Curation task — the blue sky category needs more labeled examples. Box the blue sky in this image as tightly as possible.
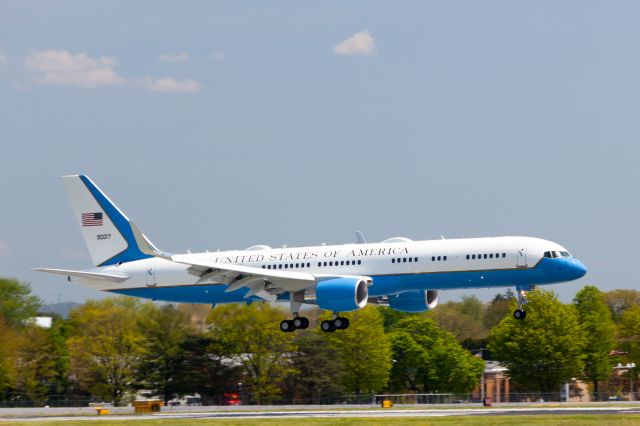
[1,1,639,304]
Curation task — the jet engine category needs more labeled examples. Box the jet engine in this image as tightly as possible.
[387,290,439,313]
[315,277,369,312]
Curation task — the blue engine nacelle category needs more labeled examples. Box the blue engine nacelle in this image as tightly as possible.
[315,277,369,312]
[387,290,439,313]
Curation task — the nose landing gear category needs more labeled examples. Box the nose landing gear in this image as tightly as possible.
[513,308,526,320]
[513,285,535,320]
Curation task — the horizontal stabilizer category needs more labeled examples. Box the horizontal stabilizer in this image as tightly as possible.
[33,268,130,282]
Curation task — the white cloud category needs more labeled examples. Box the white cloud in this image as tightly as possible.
[23,50,202,94]
[25,50,124,87]
[143,77,202,93]
[158,52,190,63]
[0,241,11,257]
[0,52,7,65]
[210,51,225,62]
[333,31,377,56]
[37,68,123,87]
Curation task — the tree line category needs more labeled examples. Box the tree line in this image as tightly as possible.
[0,276,639,405]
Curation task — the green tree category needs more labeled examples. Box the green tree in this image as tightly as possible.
[574,285,617,400]
[460,295,484,322]
[0,278,54,401]
[136,303,195,404]
[0,278,41,326]
[488,290,586,393]
[173,333,243,405]
[67,298,144,406]
[322,307,392,395]
[387,330,428,392]
[427,299,488,346]
[0,317,20,399]
[605,290,640,322]
[377,306,414,332]
[286,330,345,403]
[14,325,64,401]
[389,316,484,393]
[483,292,513,330]
[207,303,297,404]
[618,306,640,378]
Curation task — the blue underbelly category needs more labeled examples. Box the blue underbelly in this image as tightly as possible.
[368,267,550,296]
[109,261,568,304]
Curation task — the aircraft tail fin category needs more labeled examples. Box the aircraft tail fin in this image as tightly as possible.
[61,175,157,267]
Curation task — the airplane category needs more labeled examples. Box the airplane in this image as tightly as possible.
[35,175,588,332]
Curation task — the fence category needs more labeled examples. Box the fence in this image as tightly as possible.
[254,392,569,405]
[0,391,635,407]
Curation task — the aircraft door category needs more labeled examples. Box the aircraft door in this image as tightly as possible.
[516,248,527,267]
[146,262,157,287]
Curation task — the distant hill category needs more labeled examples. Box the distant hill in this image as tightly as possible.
[39,302,82,318]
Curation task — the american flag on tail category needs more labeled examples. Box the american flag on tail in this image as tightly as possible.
[82,212,103,227]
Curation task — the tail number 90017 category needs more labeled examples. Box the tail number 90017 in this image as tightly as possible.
[97,234,111,240]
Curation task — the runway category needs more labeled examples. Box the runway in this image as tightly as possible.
[2,405,640,422]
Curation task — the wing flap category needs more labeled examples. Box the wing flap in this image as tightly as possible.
[168,254,316,294]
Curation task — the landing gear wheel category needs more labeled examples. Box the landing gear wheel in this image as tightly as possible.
[321,320,336,332]
[333,317,350,330]
[293,317,309,330]
[280,319,295,332]
[513,309,526,320]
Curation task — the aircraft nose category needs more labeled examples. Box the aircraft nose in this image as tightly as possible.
[570,259,587,279]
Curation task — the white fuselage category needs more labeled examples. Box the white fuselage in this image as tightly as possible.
[76,236,584,300]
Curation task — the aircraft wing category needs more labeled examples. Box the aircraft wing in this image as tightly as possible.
[170,254,315,283]
[168,254,316,301]
[130,220,348,301]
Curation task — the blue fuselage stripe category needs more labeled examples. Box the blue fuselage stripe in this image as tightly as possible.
[109,258,580,304]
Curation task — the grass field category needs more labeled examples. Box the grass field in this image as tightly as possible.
[4,415,640,426]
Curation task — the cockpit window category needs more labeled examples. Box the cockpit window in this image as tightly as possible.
[545,250,573,258]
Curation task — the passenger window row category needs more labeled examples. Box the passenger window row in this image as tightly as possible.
[263,263,311,270]
[262,259,363,270]
[392,257,419,263]
[466,253,506,260]
[317,260,362,267]
[431,255,447,261]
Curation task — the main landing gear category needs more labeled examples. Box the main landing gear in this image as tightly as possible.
[320,316,350,333]
[513,285,535,320]
[280,293,310,332]
[280,316,310,332]
[280,315,351,332]
[281,293,350,333]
